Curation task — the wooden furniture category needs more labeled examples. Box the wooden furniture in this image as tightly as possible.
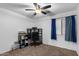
[18,31,28,48]
[27,27,42,46]
[18,27,42,48]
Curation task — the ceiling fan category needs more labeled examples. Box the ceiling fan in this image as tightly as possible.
[25,3,51,16]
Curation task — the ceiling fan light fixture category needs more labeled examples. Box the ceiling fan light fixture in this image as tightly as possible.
[35,9,41,14]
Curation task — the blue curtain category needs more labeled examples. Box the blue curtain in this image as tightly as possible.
[51,19,57,40]
[65,15,77,42]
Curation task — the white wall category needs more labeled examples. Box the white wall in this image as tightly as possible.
[34,11,77,51]
[76,5,79,55]
[0,8,34,54]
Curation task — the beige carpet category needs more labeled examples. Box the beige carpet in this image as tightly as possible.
[0,44,78,56]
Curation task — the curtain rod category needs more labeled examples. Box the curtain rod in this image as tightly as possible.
[52,15,77,20]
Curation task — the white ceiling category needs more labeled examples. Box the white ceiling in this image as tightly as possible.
[0,3,79,19]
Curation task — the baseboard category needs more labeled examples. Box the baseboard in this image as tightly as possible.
[0,48,11,54]
[44,43,77,51]
[76,50,79,56]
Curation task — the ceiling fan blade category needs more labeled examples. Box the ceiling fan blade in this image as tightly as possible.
[33,3,40,9]
[41,11,47,15]
[33,3,38,6]
[25,9,34,11]
[33,13,37,16]
[33,3,38,8]
[41,5,51,9]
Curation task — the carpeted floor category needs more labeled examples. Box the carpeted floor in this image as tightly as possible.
[0,44,78,56]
